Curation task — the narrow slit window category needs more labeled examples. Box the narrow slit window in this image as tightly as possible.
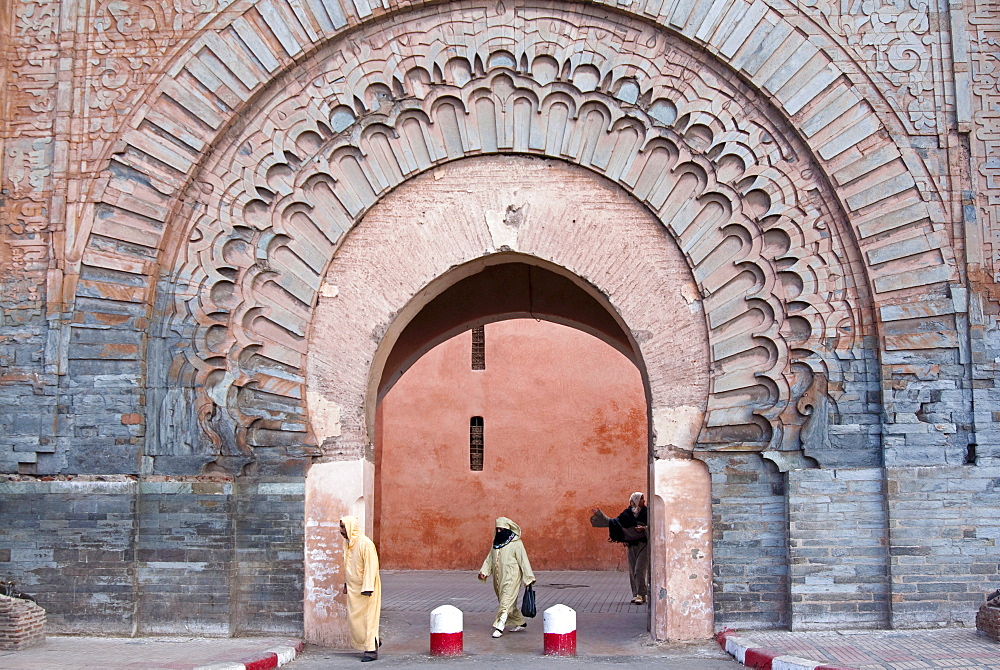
[470,416,484,471]
[471,326,485,370]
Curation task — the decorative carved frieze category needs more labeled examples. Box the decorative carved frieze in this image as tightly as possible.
[78,0,237,167]
[969,0,1000,282]
[799,0,943,135]
[152,5,876,467]
[1,0,60,313]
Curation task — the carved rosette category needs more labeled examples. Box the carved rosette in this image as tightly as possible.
[156,5,874,470]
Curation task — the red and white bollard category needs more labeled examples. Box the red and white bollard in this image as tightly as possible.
[430,604,463,656]
[543,604,577,656]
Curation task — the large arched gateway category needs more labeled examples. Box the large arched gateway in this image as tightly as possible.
[143,4,882,640]
[1,0,995,644]
[302,155,719,642]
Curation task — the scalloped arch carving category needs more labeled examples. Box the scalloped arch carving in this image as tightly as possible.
[145,5,879,472]
[72,3,965,472]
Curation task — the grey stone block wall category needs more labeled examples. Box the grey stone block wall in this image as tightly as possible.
[62,332,144,476]
[136,481,235,635]
[0,480,136,634]
[886,465,1000,628]
[234,481,305,634]
[0,477,304,636]
[701,453,790,630]
[0,303,59,475]
[788,468,890,630]
[971,308,1000,465]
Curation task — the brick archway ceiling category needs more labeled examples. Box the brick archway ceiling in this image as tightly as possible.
[376,261,636,401]
[71,0,958,470]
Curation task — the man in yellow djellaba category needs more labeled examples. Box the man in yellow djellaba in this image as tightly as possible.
[478,516,535,638]
[340,516,382,662]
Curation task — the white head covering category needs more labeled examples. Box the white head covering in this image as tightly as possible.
[629,492,644,510]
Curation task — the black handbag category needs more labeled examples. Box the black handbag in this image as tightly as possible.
[521,584,537,618]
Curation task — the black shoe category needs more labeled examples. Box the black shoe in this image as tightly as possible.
[361,650,378,662]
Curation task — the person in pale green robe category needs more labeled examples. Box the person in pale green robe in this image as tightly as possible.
[478,517,535,637]
[340,516,381,662]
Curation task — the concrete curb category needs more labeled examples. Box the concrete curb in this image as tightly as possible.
[716,630,856,670]
[192,640,303,670]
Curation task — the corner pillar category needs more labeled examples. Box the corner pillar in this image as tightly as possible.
[650,457,714,641]
[303,459,369,646]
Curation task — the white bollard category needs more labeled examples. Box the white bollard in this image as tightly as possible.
[543,604,576,656]
[430,604,463,656]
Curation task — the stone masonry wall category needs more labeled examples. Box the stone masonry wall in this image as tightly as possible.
[703,453,790,630]
[234,481,306,634]
[887,466,1000,628]
[1,479,136,634]
[0,478,304,635]
[788,468,890,630]
[136,481,235,635]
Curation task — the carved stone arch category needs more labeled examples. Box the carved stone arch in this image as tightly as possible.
[299,154,717,643]
[115,11,876,482]
[74,0,950,255]
[69,0,967,486]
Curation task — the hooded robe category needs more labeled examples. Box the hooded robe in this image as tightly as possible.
[479,517,535,630]
[340,516,381,651]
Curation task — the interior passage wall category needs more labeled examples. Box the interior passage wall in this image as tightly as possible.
[376,319,647,570]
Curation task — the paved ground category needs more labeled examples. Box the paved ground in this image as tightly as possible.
[382,569,648,615]
[0,635,301,669]
[283,569,742,666]
[732,628,1000,669]
[285,610,738,668]
[1,571,997,669]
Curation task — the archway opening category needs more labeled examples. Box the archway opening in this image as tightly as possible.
[375,260,639,402]
[302,155,714,645]
[374,315,648,571]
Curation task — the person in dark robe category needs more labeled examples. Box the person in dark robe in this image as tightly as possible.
[592,492,649,603]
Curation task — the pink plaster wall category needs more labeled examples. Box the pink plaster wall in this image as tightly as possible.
[375,319,648,570]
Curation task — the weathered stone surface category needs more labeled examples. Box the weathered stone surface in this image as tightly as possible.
[0,477,304,635]
[788,468,890,630]
[0,0,994,639]
[702,452,789,630]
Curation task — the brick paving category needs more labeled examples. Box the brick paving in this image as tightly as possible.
[381,569,646,615]
[737,629,1000,669]
[0,635,299,669]
[2,572,998,669]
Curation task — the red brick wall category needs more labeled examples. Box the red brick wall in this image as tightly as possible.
[0,594,45,650]
[976,605,1000,641]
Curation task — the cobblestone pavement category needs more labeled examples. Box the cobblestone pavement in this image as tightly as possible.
[734,629,1000,669]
